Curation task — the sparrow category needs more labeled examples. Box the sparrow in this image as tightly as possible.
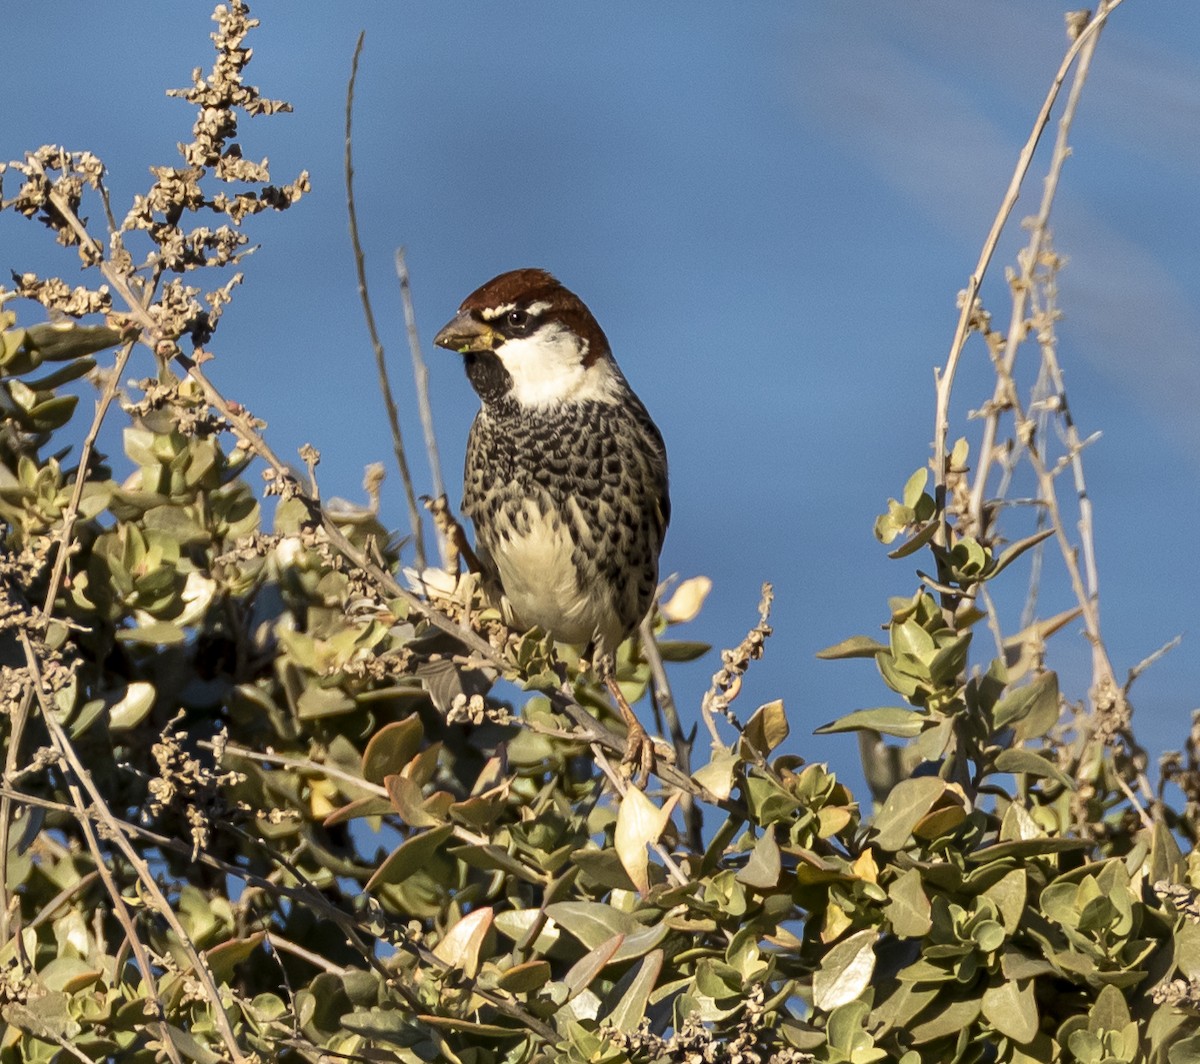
[433,269,669,775]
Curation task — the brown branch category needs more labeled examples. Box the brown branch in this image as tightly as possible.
[933,1,1123,515]
[965,3,1114,530]
[344,32,427,569]
[395,247,449,565]
[18,634,196,1064]
[1,337,136,942]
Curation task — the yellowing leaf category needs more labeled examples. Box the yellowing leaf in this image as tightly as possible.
[614,788,675,894]
[740,700,789,758]
[432,907,493,978]
[660,575,712,624]
[851,848,879,884]
[109,682,155,731]
[691,748,738,800]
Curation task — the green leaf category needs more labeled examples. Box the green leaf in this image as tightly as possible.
[365,825,453,890]
[815,706,928,738]
[115,621,186,645]
[1168,1035,1200,1064]
[1148,816,1185,883]
[887,517,939,559]
[385,774,447,828]
[993,671,1059,737]
[361,715,424,784]
[870,777,946,851]
[927,630,971,685]
[908,993,982,1045]
[988,527,1055,580]
[982,977,1038,1044]
[23,321,124,361]
[563,934,624,1000]
[451,843,546,885]
[816,635,888,660]
[902,468,928,509]
[23,355,96,390]
[416,1014,518,1039]
[990,748,1074,789]
[655,639,710,662]
[544,902,639,950]
[604,949,663,1033]
[1088,983,1131,1034]
[984,869,1027,934]
[691,749,739,801]
[296,684,356,719]
[812,929,876,1011]
[891,619,936,662]
[498,960,551,994]
[887,868,932,937]
[323,796,395,826]
[571,847,638,891]
[735,830,781,889]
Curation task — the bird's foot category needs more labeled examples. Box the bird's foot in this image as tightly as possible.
[604,674,654,783]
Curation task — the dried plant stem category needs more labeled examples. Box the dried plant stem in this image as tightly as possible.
[214,741,552,884]
[18,632,234,1064]
[395,248,450,562]
[345,33,427,569]
[933,2,1121,504]
[1,338,135,941]
[966,4,1111,530]
[640,614,703,851]
[265,932,350,975]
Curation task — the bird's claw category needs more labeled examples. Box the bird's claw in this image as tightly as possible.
[620,715,655,784]
[604,673,655,785]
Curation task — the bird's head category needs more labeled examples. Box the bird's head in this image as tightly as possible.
[434,269,624,409]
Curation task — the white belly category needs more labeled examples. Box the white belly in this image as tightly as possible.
[491,498,611,647]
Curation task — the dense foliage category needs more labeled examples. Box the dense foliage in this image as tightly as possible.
[0,3,1197,1062]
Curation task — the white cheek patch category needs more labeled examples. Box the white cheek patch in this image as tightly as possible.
[496,323,622,407]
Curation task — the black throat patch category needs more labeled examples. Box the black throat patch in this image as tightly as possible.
[463,350,513,406]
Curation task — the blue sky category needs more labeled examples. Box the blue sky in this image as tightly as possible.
[4,2,1199,799]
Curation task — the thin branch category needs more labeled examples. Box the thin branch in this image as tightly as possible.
[640,614,703,852]
[933,2,1122,510]
[1,337,135,942]
[395,247,449,564]
[344,32,427,569]
[17,634,192,1064]
[1125,635,1182,694]
[19,634,249,1063]
[965,3,1113,531]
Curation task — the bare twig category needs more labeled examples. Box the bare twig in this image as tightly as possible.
[640,614,703,852]
[1,337,135,942]
[395,248,448,563]
[1126,636,1182,694]
[344,32,427,569]
[933,2,1122,511]
[965,3,1113,531]
[18,634,197,1064]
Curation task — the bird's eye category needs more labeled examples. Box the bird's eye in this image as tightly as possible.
[506,310,529,329]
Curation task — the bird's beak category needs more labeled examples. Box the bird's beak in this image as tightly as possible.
[433,311,496,354]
